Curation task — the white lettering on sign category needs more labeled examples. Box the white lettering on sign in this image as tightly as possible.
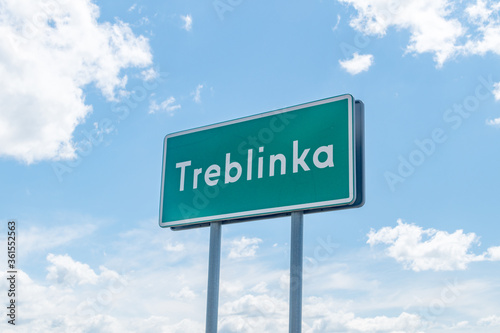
[225,153,242,184]
[175,161,191,191]
[176,140,334,191]
[293,140,310,173]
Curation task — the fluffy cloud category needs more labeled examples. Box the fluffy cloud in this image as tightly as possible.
[339,0,463,66]
[466,0,493,23]
[0,0,152,163]
[486,246,500,260]
[228,236,263,259]
[46,253,99,286]
[463,1,500,57]
[46,253,130,290]
[219,294,288,332]
[345,312,422,332]
[0,251,207,332]
[367,219,500,271]
[339,0,500,67]
[339,52,374,75]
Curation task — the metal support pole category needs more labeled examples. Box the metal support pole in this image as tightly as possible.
[206,222,222,333]
[289,211,304,333]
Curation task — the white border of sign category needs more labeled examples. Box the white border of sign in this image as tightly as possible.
[159,94,355,228]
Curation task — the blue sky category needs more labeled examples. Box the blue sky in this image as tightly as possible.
[1,0,500,332]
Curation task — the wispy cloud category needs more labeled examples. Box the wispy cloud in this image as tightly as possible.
[149,97,181,115]
[339,52,374,75]
[181,14,193,31]
[332,14,341,32]
[19,224,97,255]
[192,84,204,103]
[487,118,500,127]
[478,315,500,327]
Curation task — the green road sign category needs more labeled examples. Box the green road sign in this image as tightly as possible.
[159,94,364,228]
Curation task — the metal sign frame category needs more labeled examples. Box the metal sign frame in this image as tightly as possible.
[159,95,364,230]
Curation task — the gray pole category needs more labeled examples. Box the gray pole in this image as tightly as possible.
[206,222,222,333]
[289,211,304,333]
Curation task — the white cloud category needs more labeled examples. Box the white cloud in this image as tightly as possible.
[46,253,127,288]
[192,84,204,103]
[46,253,99,286]
[345,312,422,332]
[250,281,269,294]
[149,96,181,115]
[338,0,500,93]
[181,14,193,31]
[339,0,500,69]
[339,0,464,67]
[220,280,245,296]
[0,255,135,332]
[169,286,196,300]
[141,67,158,81]
[494,82,500,100]
[478,315,500,327]
[219,294,288,332]
[332,14,341,32]
[0,0,152,164]
[466,0,492,23]
[339,53,374,75]
[486,118,500,127]
[454,321,470,329]
[219,293,425,333]
[486,246,500,260]
[367,219,500,271]
[463,1,500,57]
[4,219,500,332]
[0,232,212,332]
[164,242,185,252]
[219,294,426,333]
[228,236,263,259]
